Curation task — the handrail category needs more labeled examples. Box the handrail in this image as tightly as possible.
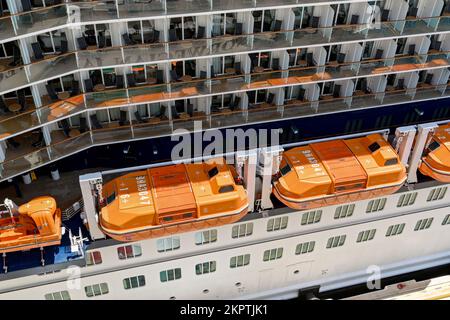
[1,83,447,167]
[0,50,448,126]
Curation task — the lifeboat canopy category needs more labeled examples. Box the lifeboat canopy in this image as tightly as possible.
[273,134,407,210]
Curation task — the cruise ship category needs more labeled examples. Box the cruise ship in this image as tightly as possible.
[0,0,450,300]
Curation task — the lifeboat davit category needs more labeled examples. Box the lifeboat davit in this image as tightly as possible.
[0,196,62,254]
[273,134,407,210]
[99,158,248,242]
[419,123,450,182]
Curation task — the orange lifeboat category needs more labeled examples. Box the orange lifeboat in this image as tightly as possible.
[419,123,450,182]
[273,134,407,210]
[99,158,248,241]
[0,196,62,254]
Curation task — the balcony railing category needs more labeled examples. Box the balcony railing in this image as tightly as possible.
[1,83,449,182]
[1,50,449,140]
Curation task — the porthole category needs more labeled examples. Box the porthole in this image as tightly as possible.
[203,289,209,294]
[293,270,300,274]
[235,282,242,287]
[169,296,176,300]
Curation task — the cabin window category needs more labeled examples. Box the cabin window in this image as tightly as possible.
[44,291,71,300]
[230,254,250,268]
[195,261,217,275]
[86,251,103,266]
[263,247,283,261]
[85,283,109,298]
[397,192,417,207]
[219,185,234,193]
[117,244,142,260]
[123,275,146,289]
[301,210,322,225]
[414,218,434,231]
[295,241,315,255]
[231,223,253,238]
[195,229,217,245]
[160,268,182,282]
[106,191,116,204]
[384,158,398,166]
[368,142,381,153]
[208,167,219,179]
[442,214,450,225]
[157,236,180,252]
[427,140,440,152]
[326,235,346,249]
[280,163,292,176]
[267,216,288,232]
[427,187,447,202]
[334,204,355,219]
[366,198,386,213]
[356,229,376,243]
[385,223,405,237]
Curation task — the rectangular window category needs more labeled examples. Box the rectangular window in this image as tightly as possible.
[366,198,387,213]
[195,261,217,275]
[231,223,253,238]
[397,192,417,207]
[160,268,182,282]
[326,235,346,249]
[334,204,355,219]
[117,244,142,260]
[356,229,376,243]
[301,210,322,225]
[442,214,450,226]
[156,237,180,252]
[230,254,250,268]
[386,223,405,237]
[195,229,217,245]
[44,291,71,300]
[427,187,447,202]
[85,283,109,298]
[123,275,146,290]
[86,251,102,266]
[414,218,434,231]
[267,216,288,232]
[295,241,315,255]
[263,248,283,261]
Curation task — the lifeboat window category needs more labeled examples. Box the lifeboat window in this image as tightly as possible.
[428,140,441,152]
[219,185,234,193]
[106,192,116,204]
[280,163,291,176]
[208,167,219,179]
[384,158,398,166]
[335,183,365,192]
[368,142,381,153]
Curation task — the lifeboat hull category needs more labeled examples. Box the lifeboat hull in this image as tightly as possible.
[273,184,404,211]
[100,207,248,242]
[0,209,62,254]
[419,160,450,183]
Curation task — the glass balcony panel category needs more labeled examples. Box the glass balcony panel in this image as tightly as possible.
[316,97,349,114]
[172,117,209,132]
[0,67,28,93]
[210,110,247,128]
[0,17,16,41]
[85,89,129,109]
[123,44,167,64]
[402,18,437,36]
[211,36,252,56]
[133,120,172,140]
[78,48,124,69]
[282,102,316,119]
[292,29,327,47]
[169,39,210,60]
[13,5,68,36]
[212,0,255,11]
[92,126,133,144]
[437,16,450,32]
[248,105,282,123]
[253,32,291,52]
[0,110,40,138]
[1,147,50,178]
[323,63,358,80]
[170,80,205,99]
[127,84,169,104]
[28,53,78,83]
[166,0,211,15]
[209,76,246,95]
[39,96,86,124]
[330,23,397,44]
[117,0,165,19]
[77,1,119,23]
